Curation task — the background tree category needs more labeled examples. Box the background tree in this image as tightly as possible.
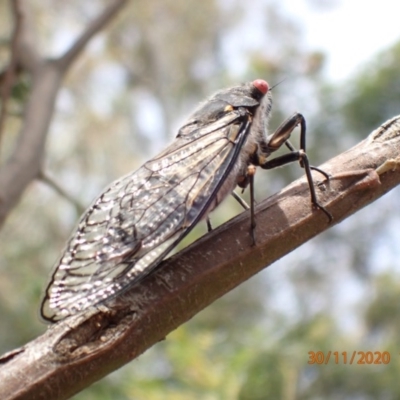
[0,0,399,399]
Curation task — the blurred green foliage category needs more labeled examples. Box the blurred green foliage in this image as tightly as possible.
[343,42,400,137]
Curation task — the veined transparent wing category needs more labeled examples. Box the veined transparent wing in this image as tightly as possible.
[41,109,252,322]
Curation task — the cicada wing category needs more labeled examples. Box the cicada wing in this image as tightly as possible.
[40,163,185,322]
[41,110,251,322]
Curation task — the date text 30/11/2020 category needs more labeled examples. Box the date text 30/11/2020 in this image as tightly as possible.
[308,351,391,365]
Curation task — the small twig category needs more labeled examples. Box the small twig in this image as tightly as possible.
[38,170,86,215]
[59,0,128,70]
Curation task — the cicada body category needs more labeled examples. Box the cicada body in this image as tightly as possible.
[41,79,328,322]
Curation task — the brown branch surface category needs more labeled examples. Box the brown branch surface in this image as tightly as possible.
[0,0,127,228]
[0,116,399,400]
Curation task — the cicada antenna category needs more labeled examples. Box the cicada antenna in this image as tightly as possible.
[269,78,287,91]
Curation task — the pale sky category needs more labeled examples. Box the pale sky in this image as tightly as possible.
[282,0,400,81]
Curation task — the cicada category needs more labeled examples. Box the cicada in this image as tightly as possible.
[40,79,330,322]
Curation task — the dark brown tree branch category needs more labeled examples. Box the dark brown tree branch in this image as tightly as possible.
[0,116,399,400]
[0,0,128,228]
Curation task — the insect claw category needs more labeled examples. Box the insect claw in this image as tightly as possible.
[250,223,257,246]
[310,165,331,182]
[206,217,213,232]
[313,203,333,222]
